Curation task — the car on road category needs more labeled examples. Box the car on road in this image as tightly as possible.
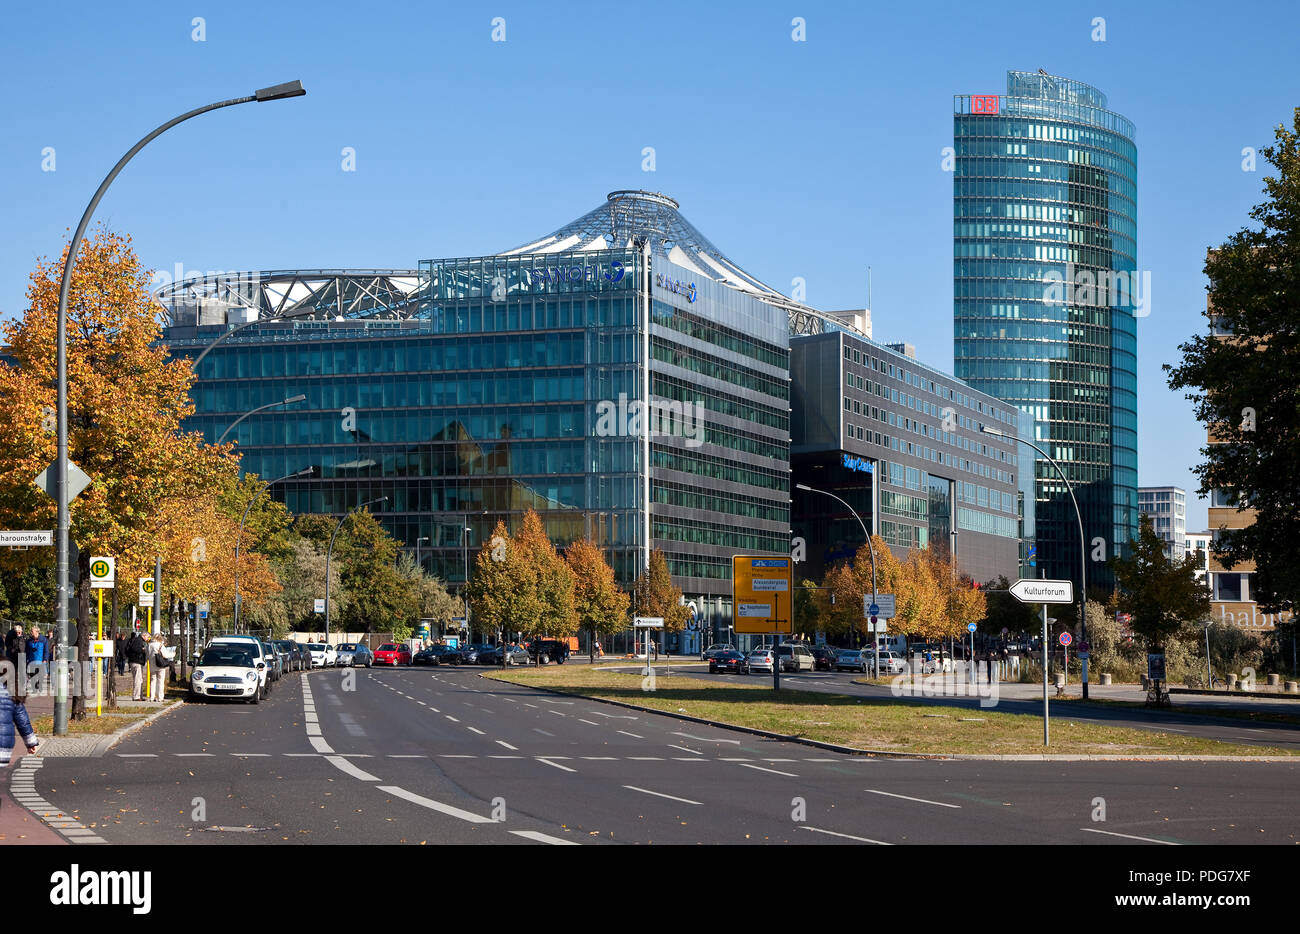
[809,645,838,671]
[775,643,815,672]
[834,648,872,672]
[527,639,570,665]
[274,640,307,672]
[702,643,735,661]
[305,643,335,668]
[414,644,462,666]
[335,643,373,667]
[207,635,272,696]
[191,645,264,703]
[478,644,530,666]
[747,646,775,674]
[460,644,491,664]
[267,641,289,679]
[373,642,412,666]
[707,649,750,675]
[868,650,908,674]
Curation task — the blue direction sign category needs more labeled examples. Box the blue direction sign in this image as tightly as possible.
[1027,544,1038,568]
[869,603,880,616]
[967,622,977,633]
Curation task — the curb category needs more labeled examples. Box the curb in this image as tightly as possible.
[480,672,1300,763]
[40,700,184,758]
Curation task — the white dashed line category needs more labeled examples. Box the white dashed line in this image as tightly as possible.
[510,830,579,845]
[1080,828,1180,845]
[799,826,892,845]
[739,763,798,777]
[667,744,703,755]
[616,730,644,739]
[535,758,577,773]
[467,727,486,735]
[865,789,959,809]
[496,740,518,751]
[376,785,495,823]
[623,785,702,805]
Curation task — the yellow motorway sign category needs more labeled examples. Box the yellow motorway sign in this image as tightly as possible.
[732,555,792,635]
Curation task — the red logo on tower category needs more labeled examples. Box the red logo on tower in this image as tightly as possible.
[971,95,1000,114]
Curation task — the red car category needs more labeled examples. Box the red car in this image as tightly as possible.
[373,643,411,666]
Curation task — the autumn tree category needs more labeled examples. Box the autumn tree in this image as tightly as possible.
[632,549,690,636]
[513,509,577,638]
[566,538,629,649]
[0,228,250,718]
[825,536,901,645]
[467,519,542,640]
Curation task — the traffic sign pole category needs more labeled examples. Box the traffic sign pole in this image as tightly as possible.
[96,588,103,718]
[1042,603,1049,746]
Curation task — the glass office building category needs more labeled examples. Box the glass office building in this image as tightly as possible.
[954,71,1138,589]
[162,191,791,635]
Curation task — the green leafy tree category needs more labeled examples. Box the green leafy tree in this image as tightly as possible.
[334,510,413,638]
[1112,516,1211,650]
[981,575,1040,637]
[397,553,463,632]
[1165,108,1300,614]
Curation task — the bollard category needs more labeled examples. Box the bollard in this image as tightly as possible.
[1286,681,1298,694]
[1054,673,1065,693]
[1268,673,1280,688]
[1100,673,1112,686]
[1226,673,1239,689]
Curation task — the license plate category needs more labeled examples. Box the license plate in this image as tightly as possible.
[212,686,241,693]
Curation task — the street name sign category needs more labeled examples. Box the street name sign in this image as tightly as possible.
[0,530,53,547]
[732,555,792,634]
[89,556,115,589]
[1009,579,1074,604]
[633,616,664,628]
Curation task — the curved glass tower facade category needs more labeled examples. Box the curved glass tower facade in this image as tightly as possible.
[954,71,1138,589]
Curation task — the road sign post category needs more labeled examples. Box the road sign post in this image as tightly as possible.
[732,556,792,691]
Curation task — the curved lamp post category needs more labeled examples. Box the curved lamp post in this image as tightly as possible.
[796,482,880,678]
[982,425,1090,700]
[324,497,387,639]
[217,394,306,445]
[233,467,313,631]
[50,80,306,734]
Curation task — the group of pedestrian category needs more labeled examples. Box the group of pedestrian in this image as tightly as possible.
[119,630,175,701]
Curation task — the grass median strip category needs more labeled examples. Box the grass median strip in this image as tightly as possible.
[485,666,1299,757]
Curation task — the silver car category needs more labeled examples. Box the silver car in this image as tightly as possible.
[774,643,815,672]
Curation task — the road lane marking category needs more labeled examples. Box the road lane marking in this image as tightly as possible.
[231,753,271,757]
[376,785,495,823]
[672,731,740,744]
[590,710,637,719]
[388,755,426,758]
[533,728,554,737]
[578,718,599,726]
[800,826,892,845]
[309,736,334,754]
[1081,828,1180,845]
[548,710,568,717]
[174,752,213,757]
[626,757,663,761]
[116,754,156,758]
[865,789,960,809]
[496,740,518,751]
[668,745,703,755]
[536,758,577,773]
[325,755,380,781]
[489,755,523,759]
[510,830,579,845]
[446,715,459,722]
[581,757,618,760]
[740,763,797,777]
[623,785,702,805]
[616,730,644,739]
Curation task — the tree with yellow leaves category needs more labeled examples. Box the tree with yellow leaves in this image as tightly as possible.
[0,228,255,718]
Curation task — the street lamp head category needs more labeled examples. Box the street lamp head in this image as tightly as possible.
[795,483,812,492]
[283,394,307,405]
[254,80,306,102]
[980,426,1006,438]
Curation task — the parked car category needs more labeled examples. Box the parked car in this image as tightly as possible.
[373,642,412,666]
[703,643,736,661]
[206,635,272,696]
[191,645,264,704]
[809,645,838,671]
[527,639,570,665]
[834,648,872,673]
[775,643,815,672]
[747,646,775,674]
[414,644,462,666]
[478,644,530,666]
[867,650,907,674]
[261,641,283,681]
[460,644,491,664]
[335,643,373,667]
[305,643,335,668]
[273,640,306,672]
[707,649,750,675]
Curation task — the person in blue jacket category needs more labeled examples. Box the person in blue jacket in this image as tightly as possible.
[1,642,40,769]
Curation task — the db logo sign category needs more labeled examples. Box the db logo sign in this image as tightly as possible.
[971,95,1000,114]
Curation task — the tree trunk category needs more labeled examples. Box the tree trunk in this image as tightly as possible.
[71,550,91,721]
[107,586,119,710]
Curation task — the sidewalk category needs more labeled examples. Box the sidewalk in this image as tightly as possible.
[0,747,66,844]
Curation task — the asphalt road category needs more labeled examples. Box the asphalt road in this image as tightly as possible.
[17,666,1300,845]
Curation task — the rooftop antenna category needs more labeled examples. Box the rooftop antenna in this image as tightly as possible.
[867,266,873,313]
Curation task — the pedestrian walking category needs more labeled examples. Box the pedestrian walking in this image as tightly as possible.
[25,626,50,689]
[0,640,39,769]
[125,630,148,700]
[114,633,127,676]
[148,637,174,702]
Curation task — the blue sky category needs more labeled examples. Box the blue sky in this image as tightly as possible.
[3,0,1297,533]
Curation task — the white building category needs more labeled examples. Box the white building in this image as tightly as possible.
[1138,486,1186,561]
[1185,530,1211,588]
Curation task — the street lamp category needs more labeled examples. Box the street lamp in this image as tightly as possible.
[51,80,307,734]
[462,520,472,641]
[233,467,313,631]
[796,482,880,679]
[324,497,387,640]
[982,425,1090,700]
[217,394,306,445]
[416,536,430,575]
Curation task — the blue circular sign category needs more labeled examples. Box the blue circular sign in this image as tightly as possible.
[869,604,880,616]
[967,623,977,632]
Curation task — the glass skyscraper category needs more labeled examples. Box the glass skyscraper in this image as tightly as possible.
[953,71,1138,589]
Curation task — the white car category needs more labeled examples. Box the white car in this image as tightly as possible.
[747,646,775,673]
[868,650,908,674]
[207,635,272,695]
[191,644,264,703]
[305,643,336,668]
[774,643,815,672]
